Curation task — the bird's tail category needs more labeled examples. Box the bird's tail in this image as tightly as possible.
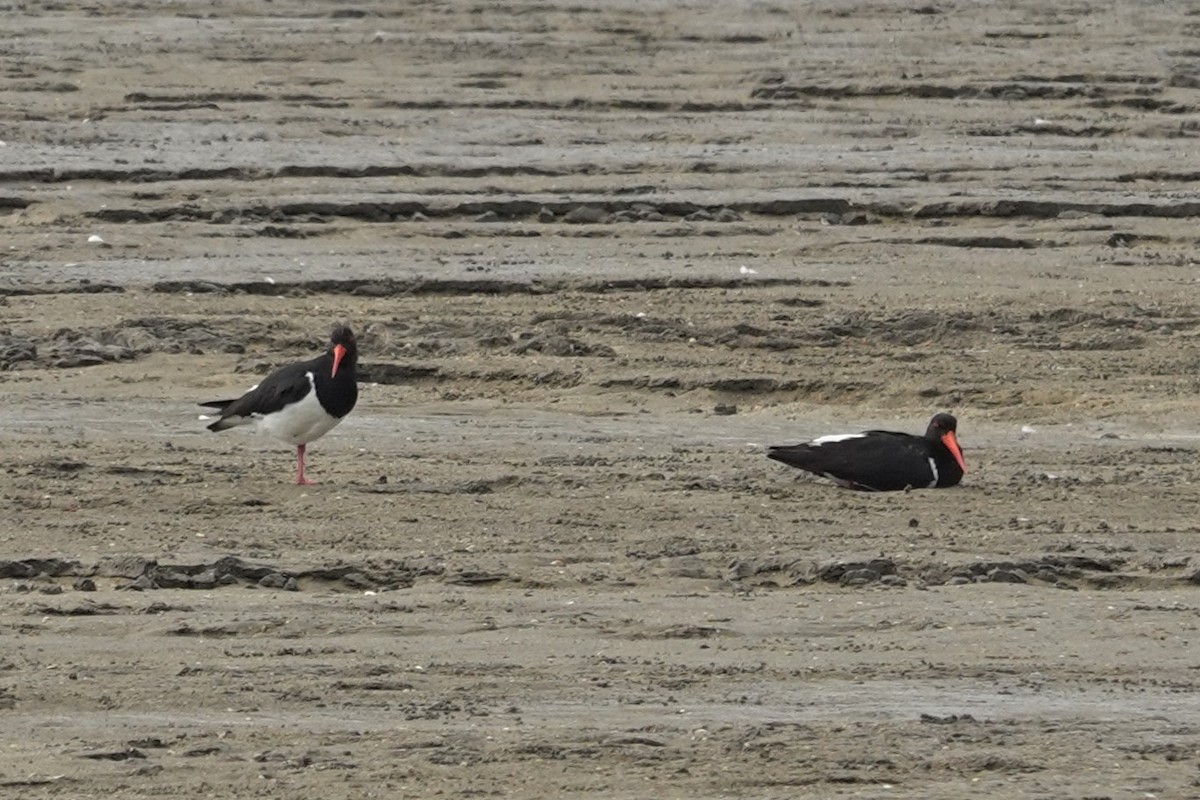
[765,445,816,470]
[198,399,247,432]
[205,416,249,432]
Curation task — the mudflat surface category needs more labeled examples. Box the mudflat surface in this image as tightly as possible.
[5,1,1200,797]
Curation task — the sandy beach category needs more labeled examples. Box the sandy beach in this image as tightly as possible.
[4,1,1200,796]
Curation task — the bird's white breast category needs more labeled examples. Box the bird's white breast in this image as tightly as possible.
[257,372,343,446]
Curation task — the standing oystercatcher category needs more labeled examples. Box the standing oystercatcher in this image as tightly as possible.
[766,412,966,491]
[200,325,358,485]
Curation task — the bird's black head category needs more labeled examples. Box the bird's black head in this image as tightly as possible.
[330,326,356,350]
[926,412,957,434]
[329,325,357,378]
[926,412,966,475]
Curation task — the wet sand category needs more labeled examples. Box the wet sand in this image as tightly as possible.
[5,1,1200,797]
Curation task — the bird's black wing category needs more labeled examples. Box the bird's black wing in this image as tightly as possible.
[768,431,935,491]
[205,359,320,432]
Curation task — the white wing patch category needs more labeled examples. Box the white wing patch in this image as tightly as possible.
[927,457,939,487]
[812,433,866,446]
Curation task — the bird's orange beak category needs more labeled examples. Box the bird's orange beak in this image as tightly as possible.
[942,431,966,474]
[331,344,347,378]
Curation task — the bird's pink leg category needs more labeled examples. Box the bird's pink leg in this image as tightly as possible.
[295,443,314,485]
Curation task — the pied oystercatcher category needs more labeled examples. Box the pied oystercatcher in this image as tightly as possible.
[766,412,966,492]
[201,325,358,484]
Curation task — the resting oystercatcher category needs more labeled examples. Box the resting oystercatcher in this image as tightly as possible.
[200,325,358,485]
[766,412,966,492]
